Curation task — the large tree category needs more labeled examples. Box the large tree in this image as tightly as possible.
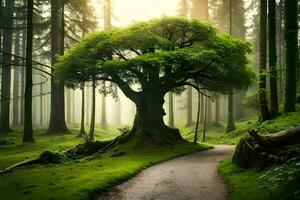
[259,0,270,121]
[23,0,34,142]
[0,0,14,133]
[269,0,278,116]
[47,0,68,133]
[55,17,254,144]
[284,0,298,112]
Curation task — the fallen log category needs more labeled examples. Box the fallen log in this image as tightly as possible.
[249,126,300,147]
[233,126,300,169]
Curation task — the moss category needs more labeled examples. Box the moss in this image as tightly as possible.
[0,129,209,200]
[220,156,300,200]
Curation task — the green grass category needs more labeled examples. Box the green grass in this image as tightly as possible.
[219,109,300,200]
[0,129,210,200]
[0,128,120,169]
[219,157,300,200]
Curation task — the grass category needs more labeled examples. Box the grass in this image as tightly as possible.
[0,128,210,200]
[219,157,300,200]
[219,108,300,200]
[0,128,120,169]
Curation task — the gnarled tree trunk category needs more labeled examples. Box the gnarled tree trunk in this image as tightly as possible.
[125,90,184,145]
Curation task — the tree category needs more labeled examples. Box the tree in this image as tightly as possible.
[226,0,237,132]
[47,0,68,133]
[79,83,86,136]
[259,0,270,121]
[55,17,255,144]
[168,92,174,128]
[0,0,14,133]
[23,0,34,142]
[269,0,278,116]
[89,78,96,140]
[284,0,298,112]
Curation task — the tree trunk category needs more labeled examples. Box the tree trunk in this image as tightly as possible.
[214,95,220,125]
[202,96,208,142]
[79,83,86,136]
[101,82,107,129]
[66,88,71,124]
[47,0,68,133]
[259,0,270,121]
[269,0,278,117]
[20,28,26,127]
[114,84,121,126]
[0,0,14,133]
[226,89,236,133]
[23,0,34,142]
[40,72,43,126]
[127,91,184,145]
[12,28,20,127]
[194,92,201,144]
[200,94,204,123]
[168,92,174,128]
[89,79,96,141]
[186,87,193,127]
[284,0,298,112]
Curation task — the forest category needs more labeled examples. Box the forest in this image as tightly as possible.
[0,0,299,200]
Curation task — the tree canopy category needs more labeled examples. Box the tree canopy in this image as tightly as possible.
[55,17,255,101]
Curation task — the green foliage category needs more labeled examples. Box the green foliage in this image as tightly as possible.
[55,17,255,95]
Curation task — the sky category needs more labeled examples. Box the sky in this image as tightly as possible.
[91,0,180,28]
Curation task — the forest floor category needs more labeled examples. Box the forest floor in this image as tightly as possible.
[0,107,300,200]
[96,145,234,200]
[0,129,211,200]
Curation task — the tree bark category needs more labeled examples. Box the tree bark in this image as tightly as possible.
[20,28,26,127]
[89,79,96,141]
[259,0,270,121]
[168,92,174,128]
[0,0,14,133]
[186,87,193,127]
[114,84,121,126]
[101,82,107,129]
[23,0,34,142]
[226,89,236,133]
[47,0,68,133]
[12,28,20,127]
[214,95,220,125]
[127,90,184,145]
[269,0,278,116]
[284,0,298,112]
[79,83,86,136]
[194,92,201,144]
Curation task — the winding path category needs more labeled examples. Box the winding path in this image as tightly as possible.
[96,145,234,200]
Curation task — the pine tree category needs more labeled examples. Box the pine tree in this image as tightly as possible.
[259,0,270,121]
[23,0,34,142]
[284,0,298,112]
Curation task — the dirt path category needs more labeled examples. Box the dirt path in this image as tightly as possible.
[96,145,235,200]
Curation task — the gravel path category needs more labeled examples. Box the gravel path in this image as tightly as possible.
[96,145,235,200]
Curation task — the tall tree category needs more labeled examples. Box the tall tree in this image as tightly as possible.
[259,0,270,121]
[0,0,14,133]
[168,92,174,128]
[89,78,96,141]
[226,0,237,132]
[47,0,68,133]
[23,0,34,142]
[284,0,298,112]
[79,83,86,136]
[12,28,21,127]
[269,0,278,116]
